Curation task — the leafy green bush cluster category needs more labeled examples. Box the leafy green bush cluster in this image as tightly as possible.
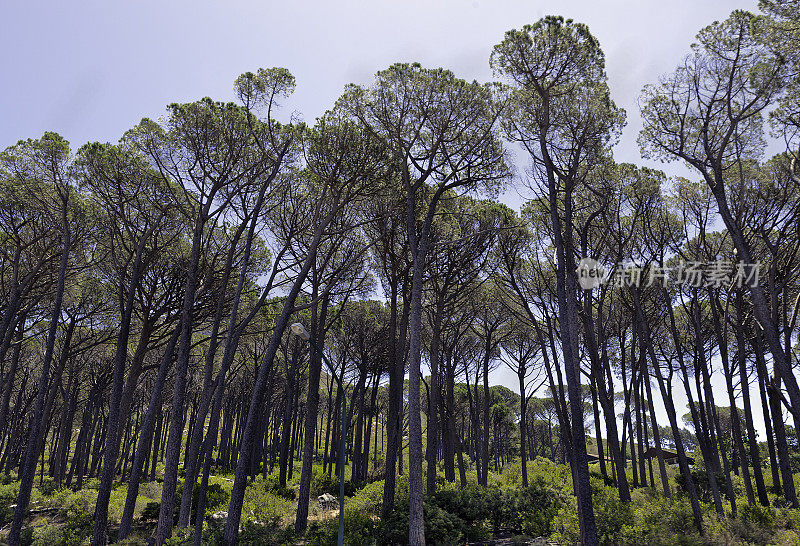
[21,489,102,545]
[258,473,297,500]
[242,479,295,526]
[0,480,20,526]
[376,480,563,544]
[141,500,161,520]
[311,470,358,497]
[139,481,229,525]
[675,468,732,502]
[307,511,376,546]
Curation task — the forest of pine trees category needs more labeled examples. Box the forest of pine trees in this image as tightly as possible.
[1,2,800,545]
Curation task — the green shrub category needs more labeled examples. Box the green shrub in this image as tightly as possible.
[37,478,58,497]
[552,481,632,545]
[155,480,230,524]
[551,497,580,545]
[257,473,297,500]
[378,499,465,546]
[431,484,491,527]
[513,481,564,537]
[424,503,464,546]
[427,481,562,539]
[740,503,776,527]
[141,501,161,520]
[140,480,162,500]
[308,511,375,546]
[311,471,358,497]
[311,472,338,497]
[30,523,64,545]
[60,489,98,542]
[0,481,20,526]
[591,481,632,544]
[619,490,700,545]
[348,479,386,514]
[232,520,294,545]
[201,483,230,511]
[242,481,294,526]
[675,468,730,502]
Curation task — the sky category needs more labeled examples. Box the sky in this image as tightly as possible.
[1,0,771,438]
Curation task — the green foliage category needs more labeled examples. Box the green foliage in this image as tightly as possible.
[619,489,699,545]
[378,499,464,546]
[234,520,295,545]
[37,478,58,497]
[421,503,465,546]
[0,480,20,526]
[553,480,632,545]
[502,457,573,491]
[259,474,297,500]
[308,511,376,546]
[675,468,731,502]
[311,470,357,497]
[591,479,633,543]
[159,479,231,524]
[347,479,386,514]
[512,482,565,537]
[741,503,776,527]
[210,483,231,507]
[53,489,98,543]
[30,523,65,545]
[141,501,161,520]
[242,479,295,526]
[375,479,563,544]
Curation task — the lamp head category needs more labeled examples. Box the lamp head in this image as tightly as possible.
[290,322,310,340]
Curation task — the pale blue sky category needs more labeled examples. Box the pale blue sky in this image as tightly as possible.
[2,0,758,158]
[1,0,769,438]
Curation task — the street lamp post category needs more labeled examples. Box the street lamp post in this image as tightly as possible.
[291,323,345,546]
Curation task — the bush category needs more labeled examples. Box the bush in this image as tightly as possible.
[37,478,58,497]
[0,481,20,526]
[311,472,338,497]
[552,481,632,545]
[311,471,358,497]
[740,503,776,527]
[513,482,564,537]
[139,480,162,500]
[620,489,699,545]
[348,479,386,514]
[242,481,294,527]
[228,520,295,545]
[141,501,161,521]
[154,480,230,524]
[675,468,730,502]
[378,500,464,546]
[431,484,492,527]
[591,481,632,544]
[257,473,296,500]
[201,482,230,511]
[426,481,563,540]
[59,489,98,542]
[308,511,375,546]
[424,503,465,546]
[30,523,64,545]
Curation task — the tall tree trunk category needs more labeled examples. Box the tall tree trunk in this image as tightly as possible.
[92,243,148,546]
[295,295,328,533]
[9,197,71,546]
[223,230,322,545]
[736,295,769,505]
[155,208,209,545]
[769,375,798,507]
[118,327,180,540]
